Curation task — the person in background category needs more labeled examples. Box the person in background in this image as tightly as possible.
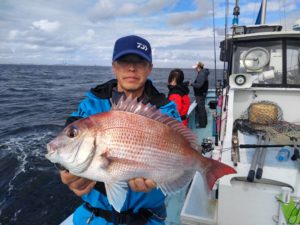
[167,69,191,126]
[60,35,181,225]
[190,61,209,128]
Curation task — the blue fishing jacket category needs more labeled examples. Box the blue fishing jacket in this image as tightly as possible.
[68,79,181,225]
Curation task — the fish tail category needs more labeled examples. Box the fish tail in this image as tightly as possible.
[198,157,236,190]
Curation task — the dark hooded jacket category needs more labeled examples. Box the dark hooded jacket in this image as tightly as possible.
[191,68,209,96]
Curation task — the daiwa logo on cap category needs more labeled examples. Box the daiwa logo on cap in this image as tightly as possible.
[137,42,148,51]
[112,35,152,63]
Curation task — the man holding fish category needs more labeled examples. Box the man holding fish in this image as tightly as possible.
[46,35,235,225]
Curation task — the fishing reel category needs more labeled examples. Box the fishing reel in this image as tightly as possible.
[201,138,214,154]
[291,137,300,161]
[216,79,223,97]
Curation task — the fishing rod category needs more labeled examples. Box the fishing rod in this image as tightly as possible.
[240,140,300,162]
[240,144,300,148]
[247,134,263,182]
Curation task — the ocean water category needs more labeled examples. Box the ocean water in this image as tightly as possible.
[0,64,223,225]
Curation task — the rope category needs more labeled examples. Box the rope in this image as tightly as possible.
[223,0,229,83]
[283,0,287,31]
[211,0,219,145]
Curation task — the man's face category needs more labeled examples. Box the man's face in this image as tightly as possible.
[112,54,152,95]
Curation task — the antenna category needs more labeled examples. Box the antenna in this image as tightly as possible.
[261,0,267,24]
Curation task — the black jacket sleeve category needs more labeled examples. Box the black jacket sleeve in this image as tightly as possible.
[191,69,208,89]
[64,116,83,127]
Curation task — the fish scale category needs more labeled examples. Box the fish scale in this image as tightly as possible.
[106,133,184,169]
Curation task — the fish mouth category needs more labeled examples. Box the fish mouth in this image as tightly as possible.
[46,141,58,155]
[45,142,60,163]
[45,143,68,171]
[46,143,53,156]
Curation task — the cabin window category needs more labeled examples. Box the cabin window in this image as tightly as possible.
[286,40,300,85]
[232,41,282,85]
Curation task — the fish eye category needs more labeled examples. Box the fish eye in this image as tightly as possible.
[67,126,79,138]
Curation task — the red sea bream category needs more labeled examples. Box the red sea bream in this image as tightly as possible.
[46,97,236,212]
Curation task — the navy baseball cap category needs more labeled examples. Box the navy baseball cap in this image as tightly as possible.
[112,35,152,63]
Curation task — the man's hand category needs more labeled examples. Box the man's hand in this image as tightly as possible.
[60,170,96,196]
[128,178,156,192]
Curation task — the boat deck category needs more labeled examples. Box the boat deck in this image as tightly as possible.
[165,95,216,225]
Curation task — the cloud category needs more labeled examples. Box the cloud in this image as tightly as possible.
[31,19,60,32]
[87,0,155,22]
[51,46,75,53]
[267,0,297,12]
[75,29,96,44]
[88,0,178,22]
[140,0,178,15]
[8,30,18,40]
[88,0,117,21]
[168,11,205,26]
[24,44,39,50]
[167,0,211,26]
[241,0,297,18]
[1,0,299,68]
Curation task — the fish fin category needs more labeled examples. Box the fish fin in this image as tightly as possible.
[158,170,195,195]
[111,96,198,149]
[199,157,236,190]
[105,181,128,212]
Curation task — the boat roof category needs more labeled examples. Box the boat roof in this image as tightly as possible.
[231,31,300,41]
[226,24,300,41]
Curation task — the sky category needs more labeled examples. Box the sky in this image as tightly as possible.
[0,0,299,68]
